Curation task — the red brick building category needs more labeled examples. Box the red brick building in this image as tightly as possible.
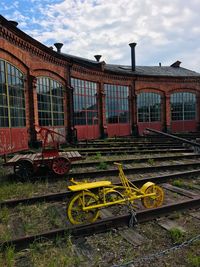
[1,15,200,155]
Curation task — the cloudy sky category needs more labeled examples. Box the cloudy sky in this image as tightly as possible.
[1,0,200,72]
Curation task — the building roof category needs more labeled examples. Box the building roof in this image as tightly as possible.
[61,52,102,68]
[104,64,200,77]
[61,52,200,77]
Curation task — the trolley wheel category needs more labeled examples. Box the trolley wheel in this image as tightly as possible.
[67,191,99,225]
[141,185,164,209]
[14,160,33,180]
[52,157,71,175]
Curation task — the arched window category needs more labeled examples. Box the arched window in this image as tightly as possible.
[71,78,98,125]
[0,59,26,127]
[36,77,64,126]
[104,84,129,123]
[170,92,196,121]
[137,92,161,122]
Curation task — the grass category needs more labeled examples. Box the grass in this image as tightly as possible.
[147,158,155,166]
[97,162,108,170]
[172,179,184,188]
[172,179,196,190]
[28,236,84,267]
[0,246,15,267]
[0,182,34,201]
[187,253,200,267]
[5,246,15,267]
[0,207,10,224]
[0,178,65,201]
[91,152,102,160]
[169,227,185,243]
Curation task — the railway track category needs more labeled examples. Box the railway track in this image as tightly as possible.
[69,160,200,179]
[1,196,199,251]
[72,153,200,168]
[1,166,200,207]
[68,144,186,152]
[76,147,193,156]
[1,139,200,265]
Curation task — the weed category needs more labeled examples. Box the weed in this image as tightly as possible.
[4,246,15,267]
[0,207,10,223]
[93,152,102,160]
[29,236,83,267]
[97,162,108,170]
[187,253,200,267]
[172,179,184,188]
[46,206,61,227]
[169,227,185,243]
[147,158,155,165]
[0,182,34,201]
[0,230,12,242]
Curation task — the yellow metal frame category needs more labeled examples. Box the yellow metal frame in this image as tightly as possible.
[67,163,164,224]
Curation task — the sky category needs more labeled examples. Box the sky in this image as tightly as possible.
[1,0,200,72]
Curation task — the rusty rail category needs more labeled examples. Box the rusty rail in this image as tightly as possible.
[146,128,200,148]
[1,197,200,251]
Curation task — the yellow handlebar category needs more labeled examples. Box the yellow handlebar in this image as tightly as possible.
[114,162,122,166]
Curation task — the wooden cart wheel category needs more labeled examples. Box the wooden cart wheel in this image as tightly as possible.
[141,185,164,209]
[52,157,71,175]
[14,160,33,180]
[67,191,99,225]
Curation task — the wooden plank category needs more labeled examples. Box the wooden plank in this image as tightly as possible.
[76,151,82,157]
[100,209,113,219]
[189,210,200,220]
[71,151,76,158]
[157,218,186,232]
[65,152,71,158]
[120,228,147,246]
[7,154,20,163]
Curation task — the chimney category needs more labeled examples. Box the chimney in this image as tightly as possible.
[94,55,102,62]
[9,20,18,27]
[171,60,181,68]
[54,43,63,53]
[129,43,137,71]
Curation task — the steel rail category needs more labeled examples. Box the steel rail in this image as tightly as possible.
[72,153,200,168]
[76,141,182,147]
[80,148,192,156]
[1,167,200,208]
[1,197,199,251]
[68,144,184,152]
[146,128,200,148]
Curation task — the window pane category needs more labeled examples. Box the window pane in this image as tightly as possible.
[0,60,26,127]
[137,92,161,122]
[71,78,98,126]
[105,84,129,124]
[170,92,196,121]
[36,77,64,126]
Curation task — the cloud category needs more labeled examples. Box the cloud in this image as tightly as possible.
[1,0,200,71]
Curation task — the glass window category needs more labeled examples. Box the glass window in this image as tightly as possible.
[104,84,129,124]
[36,77,64,126]
[170,92,196,121]
[0,59,26,128]
[137,92,161,122]
[71,78,98,126]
